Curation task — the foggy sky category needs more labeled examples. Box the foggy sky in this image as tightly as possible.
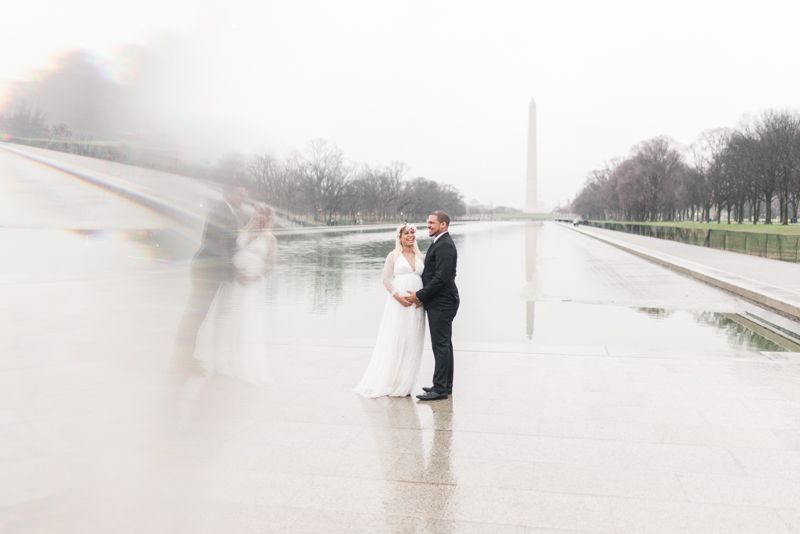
[3,0,800,209]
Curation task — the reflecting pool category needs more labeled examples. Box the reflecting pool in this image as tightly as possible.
[224,221,786,352]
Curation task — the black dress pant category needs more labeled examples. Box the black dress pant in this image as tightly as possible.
[426,307,458,393]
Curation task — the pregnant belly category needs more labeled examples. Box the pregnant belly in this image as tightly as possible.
[393,274,423,294]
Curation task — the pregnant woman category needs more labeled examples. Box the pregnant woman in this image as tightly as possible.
[354,223,426,398]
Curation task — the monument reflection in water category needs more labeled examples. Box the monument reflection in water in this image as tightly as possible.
[526,222,537,340]
[248,222,782,352]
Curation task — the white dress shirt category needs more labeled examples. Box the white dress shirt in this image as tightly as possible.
[433,231,449,244]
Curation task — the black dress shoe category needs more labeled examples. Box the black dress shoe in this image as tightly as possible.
[422,387,452,394]
[416,391,449,401]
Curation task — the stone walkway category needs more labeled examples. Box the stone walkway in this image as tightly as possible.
[6,316,800,532]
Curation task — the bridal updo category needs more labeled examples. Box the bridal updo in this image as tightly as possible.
[393,223,423,261]
[243,203,274,232]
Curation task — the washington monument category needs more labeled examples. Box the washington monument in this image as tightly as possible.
[525,98,537,213]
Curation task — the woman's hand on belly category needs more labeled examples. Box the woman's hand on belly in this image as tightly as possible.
[393,292,412,307]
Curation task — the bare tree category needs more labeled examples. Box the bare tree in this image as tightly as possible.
[47,123,73,151]
[722,132,755,224]
[571,160,620,220]
[689,129,731,223]
[377,161,407,220]
[0,101,50,146]
[758,111,800,224]
[248,151,282,201]
[632,137,685,221]
[298,140,353,221]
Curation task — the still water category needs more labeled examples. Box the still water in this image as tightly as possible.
[240,221,783,352]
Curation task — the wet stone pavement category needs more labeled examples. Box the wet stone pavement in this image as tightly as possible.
[6,326,800,533]
[3,147,800,533]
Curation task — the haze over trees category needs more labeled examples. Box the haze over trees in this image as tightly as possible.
[0,49,466,223]
[570,110,800,225]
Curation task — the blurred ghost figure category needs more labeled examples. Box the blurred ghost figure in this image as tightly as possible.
[195,203,277,384]
[171,181,247,375]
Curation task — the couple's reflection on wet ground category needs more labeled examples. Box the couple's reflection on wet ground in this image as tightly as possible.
[359,395,455,532]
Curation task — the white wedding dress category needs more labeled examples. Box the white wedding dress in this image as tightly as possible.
[196,231,277,385]
[354,251,426,398]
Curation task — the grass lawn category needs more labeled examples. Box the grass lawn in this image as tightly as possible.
[590,220,800,235]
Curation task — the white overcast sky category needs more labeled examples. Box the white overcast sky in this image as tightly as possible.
[2,0,800,209]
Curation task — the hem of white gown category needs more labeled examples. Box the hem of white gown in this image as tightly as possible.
[352,388,413,399]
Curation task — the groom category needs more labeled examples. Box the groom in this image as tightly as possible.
[171,180,247,374]
[409,210,459,401]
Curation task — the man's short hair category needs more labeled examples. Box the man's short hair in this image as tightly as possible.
[431,210,450,227]
[223,179,247,193]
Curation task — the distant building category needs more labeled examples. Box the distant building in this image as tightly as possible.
[493,206,521,214]
[462,202,520,218]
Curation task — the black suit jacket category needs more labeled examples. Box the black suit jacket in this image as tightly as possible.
[417,232,459,310]
[191,200,239,282]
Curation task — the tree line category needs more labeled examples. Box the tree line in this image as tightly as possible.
[0,101,123,160]
[218,140,465,223]
[1,102,466,223]
[569,110,800,225]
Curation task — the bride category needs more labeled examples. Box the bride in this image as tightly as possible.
[354,223,426,398]
[196,203,277,384]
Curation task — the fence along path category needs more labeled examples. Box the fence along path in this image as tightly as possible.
[587,221,800,263]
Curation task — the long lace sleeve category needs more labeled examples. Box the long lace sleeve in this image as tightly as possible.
[382,252,397,295]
